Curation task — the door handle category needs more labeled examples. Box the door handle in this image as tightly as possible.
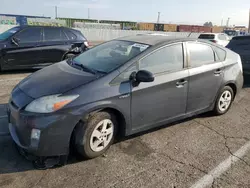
[176,80,187,88]
[214,69,222,75]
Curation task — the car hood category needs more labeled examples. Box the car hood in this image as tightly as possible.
[18,61,99,99]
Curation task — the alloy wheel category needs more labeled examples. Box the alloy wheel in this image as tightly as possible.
[90,119,114,152]
[218,90,232,112]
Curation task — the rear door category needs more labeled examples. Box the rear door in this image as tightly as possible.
[131,43,189,131]
[186,42,224,113]
[39,27,69,65]
[2,27,42,69]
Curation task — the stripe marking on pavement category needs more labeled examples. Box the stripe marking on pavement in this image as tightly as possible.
[190,140,250,188]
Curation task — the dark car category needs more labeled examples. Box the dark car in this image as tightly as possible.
[8,35,243,168]
[0,26,89,71]
[226,36,250,75]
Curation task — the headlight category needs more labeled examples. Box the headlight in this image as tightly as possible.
[25,94,79,113]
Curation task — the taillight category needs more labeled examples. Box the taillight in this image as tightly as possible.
[84,41,89,47]
[237,55,243,73]
[210,40,217,43]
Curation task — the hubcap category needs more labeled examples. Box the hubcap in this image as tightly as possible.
[90,119,114,152]
[218,90,232,112]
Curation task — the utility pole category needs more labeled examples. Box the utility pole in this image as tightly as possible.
[248,9,250,33]
[226,17,230,28]
[88,8,90,19]
[157,12,160,23]
[221,19,223,26]
[55,6,58,19]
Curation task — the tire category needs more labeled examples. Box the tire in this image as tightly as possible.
[63,53,75,60]
[73,111,117,159]
[213,86,234,115]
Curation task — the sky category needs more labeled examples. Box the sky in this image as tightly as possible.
[0,0,249,26]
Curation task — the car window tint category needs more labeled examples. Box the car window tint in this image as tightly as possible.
[187,43,215,67]
[213,46,226,61]
[198,34,215,39]
[64,29,77,40]
[44,28,67,41]
[139,44,183,74]
[15,28,41,43]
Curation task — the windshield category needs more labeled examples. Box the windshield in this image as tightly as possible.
[224,30,237,36]
[0,27,20,41]
[198,34,215,39]
[72,40,150,73]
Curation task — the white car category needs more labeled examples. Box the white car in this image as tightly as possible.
[198,33,230,47]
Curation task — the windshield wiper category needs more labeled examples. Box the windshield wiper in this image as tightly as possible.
[72,61,97,75]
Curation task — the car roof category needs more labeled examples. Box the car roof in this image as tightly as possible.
[117,35,197,45]
[232,35,250,40]
[17,25,69,29]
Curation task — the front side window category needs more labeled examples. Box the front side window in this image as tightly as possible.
[187,42,215,67]
[139,44,183,74]
[72,40,150,74]
[44,28,67,41]
[14,28,42,43]
[0,27,20,41]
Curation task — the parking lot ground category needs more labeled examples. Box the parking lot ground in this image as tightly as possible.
[0,71,250,188]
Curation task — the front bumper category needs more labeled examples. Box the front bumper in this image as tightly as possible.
[7,102,80,157]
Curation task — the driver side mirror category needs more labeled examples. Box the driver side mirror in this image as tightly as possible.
[130,70,154,83]
[11,37,19,46]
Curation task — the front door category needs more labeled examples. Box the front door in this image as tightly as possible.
[2,27,42,69]
[131,43,189,131]
[186,42,224,113]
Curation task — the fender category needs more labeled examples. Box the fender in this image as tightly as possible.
[73,100,131,135]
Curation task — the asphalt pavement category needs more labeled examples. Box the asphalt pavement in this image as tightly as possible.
[0,71,250,188]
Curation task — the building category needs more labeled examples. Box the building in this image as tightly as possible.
[0,14,51,25]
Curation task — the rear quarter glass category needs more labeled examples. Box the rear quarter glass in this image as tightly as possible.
[71,29,87,41]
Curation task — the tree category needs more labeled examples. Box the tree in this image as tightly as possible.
[204,22,213,27]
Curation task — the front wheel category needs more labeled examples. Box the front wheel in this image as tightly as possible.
[73,111,117,159]
[214,86,234,115]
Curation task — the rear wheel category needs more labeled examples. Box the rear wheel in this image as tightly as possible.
[73,111,117,159]
[214,86,234,115]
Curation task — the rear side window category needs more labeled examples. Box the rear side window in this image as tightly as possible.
[198,34,215,40]
[64,29,77,40]
[187,42,215,67]
[44,28,67,41]
[139,43,183,74]
[213,46,226,61]
[15,27,42,43]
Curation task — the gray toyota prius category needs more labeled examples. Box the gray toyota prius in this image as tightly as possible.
[8,35,243,168]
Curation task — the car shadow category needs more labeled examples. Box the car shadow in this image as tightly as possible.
[243,74,250,88]
[0,69,37,75]
[0,101,212,174]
